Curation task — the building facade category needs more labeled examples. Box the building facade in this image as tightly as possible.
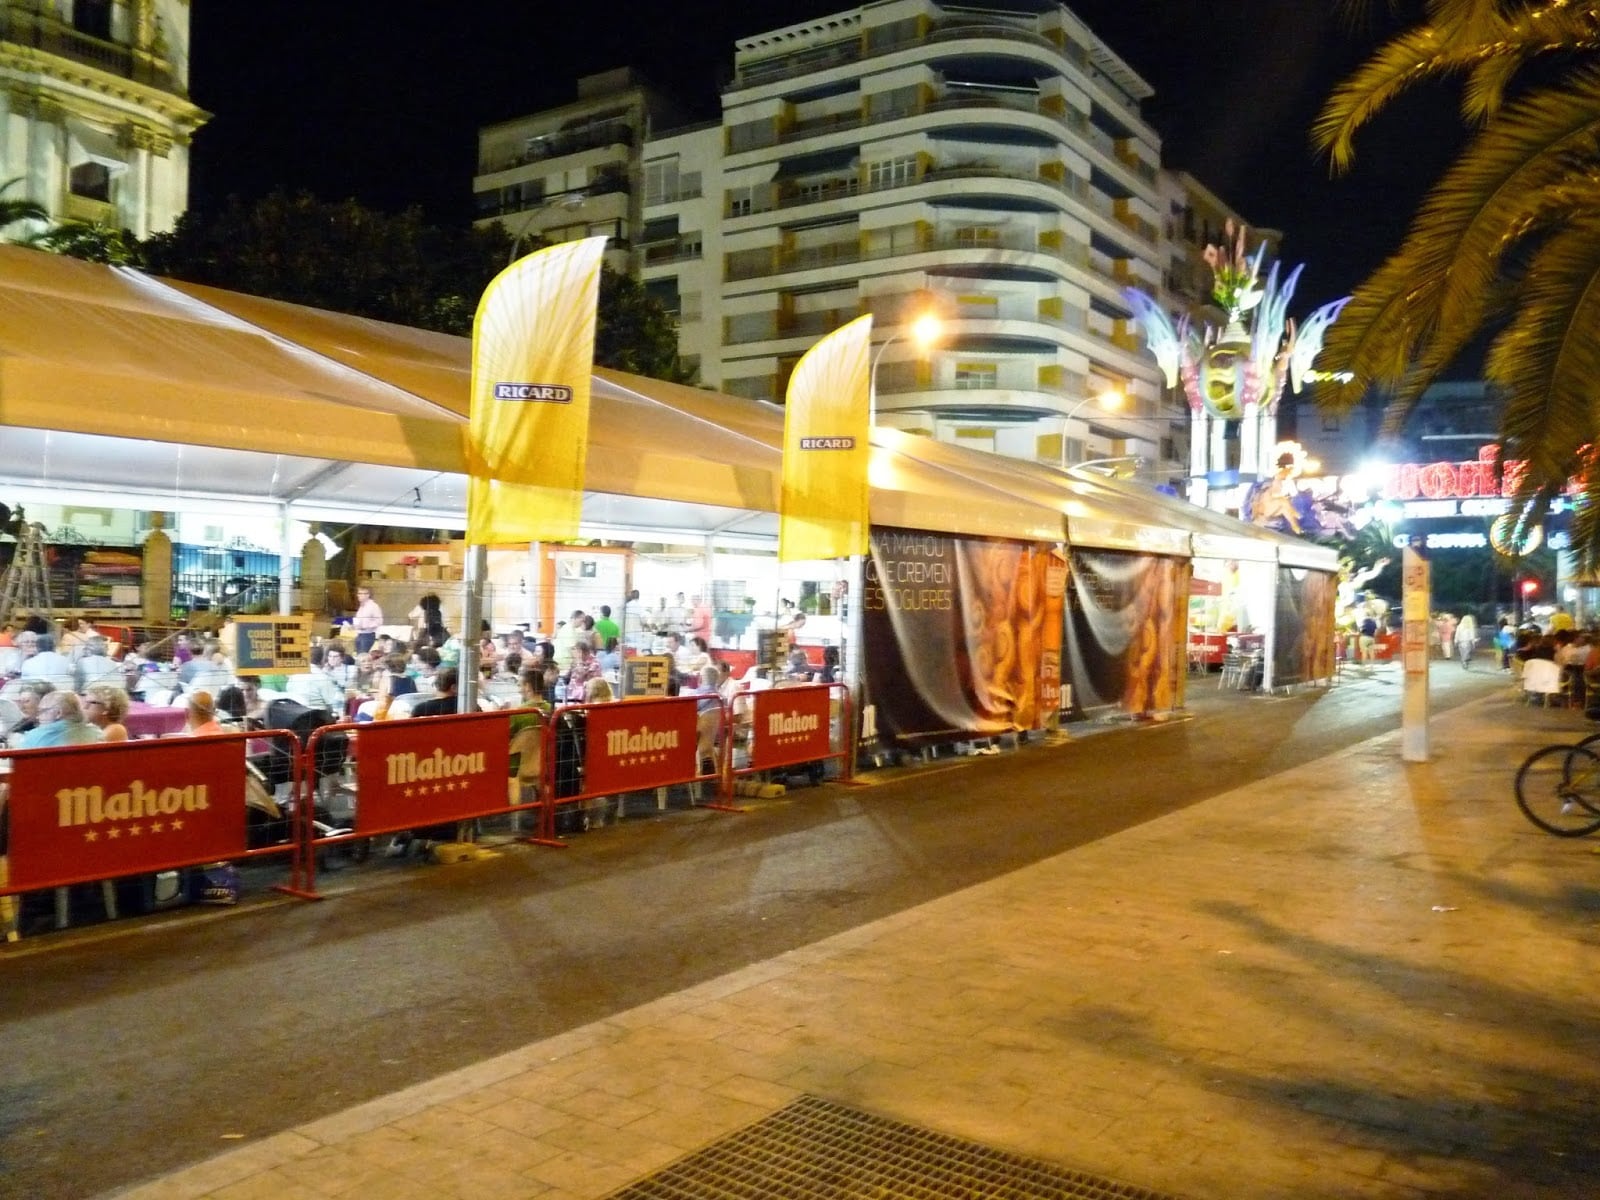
[0,0,206,237]
[481,3,1273,484]
[473,68,688,277]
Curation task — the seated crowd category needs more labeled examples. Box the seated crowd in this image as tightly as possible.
[0,599,839,749]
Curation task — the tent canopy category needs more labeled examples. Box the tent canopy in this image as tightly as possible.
[0,246,1334,570]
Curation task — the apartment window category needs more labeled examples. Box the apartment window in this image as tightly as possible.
[644,158,679,206]
[954,363,998,390]
[73,0,113,40]
[952,225,999,248]
[728,119,776,154]
[69,161,111,202]
[867,156,918,189]
[728,186,757,218]
[866,85,921,121]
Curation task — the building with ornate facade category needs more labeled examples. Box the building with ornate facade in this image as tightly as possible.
[0,0,206,237]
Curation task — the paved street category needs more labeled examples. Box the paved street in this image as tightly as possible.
[5,660,1592,1199]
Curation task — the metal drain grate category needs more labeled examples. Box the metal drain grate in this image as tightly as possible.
[608,1094,1189,1199]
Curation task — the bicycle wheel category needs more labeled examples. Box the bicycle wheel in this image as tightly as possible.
[1515,745,1600,836]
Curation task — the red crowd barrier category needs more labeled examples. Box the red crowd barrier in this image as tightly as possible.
[302,710,547,888]
[726,683,852,786]
[539,694,734,843]
[0,728,311,901]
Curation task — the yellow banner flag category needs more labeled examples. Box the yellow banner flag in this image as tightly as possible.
[467,236,607,544]
[780,314,873,562]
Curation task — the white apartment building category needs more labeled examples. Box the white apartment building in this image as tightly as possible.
[0,0,206,237]
[474,68,688,276]
[482,4,1274,481]
[646,1,1182,478]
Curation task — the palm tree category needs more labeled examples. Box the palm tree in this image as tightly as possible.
[1313,1,1600,564]
[0,177,47,240]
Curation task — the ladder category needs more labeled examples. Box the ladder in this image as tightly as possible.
[0,520,53,626]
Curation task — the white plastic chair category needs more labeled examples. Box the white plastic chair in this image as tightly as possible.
[1521,658,1566,706]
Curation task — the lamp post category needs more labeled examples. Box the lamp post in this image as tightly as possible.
[868,313,942,427]
[1059,388,1126,469]
[506,191,587,266]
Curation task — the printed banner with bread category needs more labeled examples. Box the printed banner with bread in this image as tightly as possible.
[1061,548,1184,718]
[862,529,1048,744]
[1273,566,1337,686]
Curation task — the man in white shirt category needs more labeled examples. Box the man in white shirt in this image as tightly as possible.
[20,633,76,692]
[284,644,346,713]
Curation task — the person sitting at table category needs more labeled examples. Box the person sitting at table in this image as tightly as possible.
[285,644,346,714]
[582,676,614,704]
[81,683,130,742]
[816,645,840,684]
[408,593,442,641]
[76,636,123,690]
[20,633,76,692]
[321,644,356,690]
[679,636,712,680]
[564,642,604,701]
[783,646,813,681]
[365,653,417,722]
[409,667,460,718]
[15,690,103,748]
[598,638,621,673]
[121,639,159,690]
[6,679,54,744]
[180,639,235,696]
[183,690,227,736]
[59,615,96,659]
[518,666,553,715]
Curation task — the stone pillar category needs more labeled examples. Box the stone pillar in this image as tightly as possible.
[141,512,172,626]
[299,525,327,615]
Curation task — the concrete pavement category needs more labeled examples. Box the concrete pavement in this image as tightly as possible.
[104,676,1600,1200]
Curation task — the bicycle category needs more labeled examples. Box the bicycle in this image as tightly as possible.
[1514,731,1600,836]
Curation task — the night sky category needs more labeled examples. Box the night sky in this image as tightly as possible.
[187,1,1459,308]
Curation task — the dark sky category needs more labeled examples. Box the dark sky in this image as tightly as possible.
[187,1,1457,308]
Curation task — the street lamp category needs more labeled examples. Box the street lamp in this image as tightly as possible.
[506,190,587,265]
[1059,388,1126,469]
[868,313,942,426]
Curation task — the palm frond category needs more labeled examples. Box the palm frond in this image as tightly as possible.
[1316,24,1492,168]
[1487,215,1600,561]
[1322,71,1600,409]
[1462,6,1600,119]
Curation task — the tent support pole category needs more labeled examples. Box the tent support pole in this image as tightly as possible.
[460,543,485,713]
[278,504,295,615]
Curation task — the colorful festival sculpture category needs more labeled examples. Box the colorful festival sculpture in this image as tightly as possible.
[1123,222,1348,528]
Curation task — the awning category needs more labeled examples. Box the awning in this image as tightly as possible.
[0,247,1061,544]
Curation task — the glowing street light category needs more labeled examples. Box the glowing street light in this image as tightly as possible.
[869,313,943,426]
[507,190,588,265]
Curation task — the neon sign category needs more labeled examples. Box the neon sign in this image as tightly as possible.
[1373,446,1523,502]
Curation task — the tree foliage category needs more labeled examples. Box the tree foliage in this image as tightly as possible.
[138,190,692,381]
[1314,0,1600,566]
[0,177,47,241]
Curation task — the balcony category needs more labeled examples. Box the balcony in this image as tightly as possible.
[478,122,634,174]
[729,15,1058,91]
[725,227,1099,283]
[0,6,182,93]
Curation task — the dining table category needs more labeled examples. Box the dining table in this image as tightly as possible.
[124,701,188,739]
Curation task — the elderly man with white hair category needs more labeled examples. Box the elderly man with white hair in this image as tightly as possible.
[19,633,76,693]
[75,635,123,690]
[15,690,103,749]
